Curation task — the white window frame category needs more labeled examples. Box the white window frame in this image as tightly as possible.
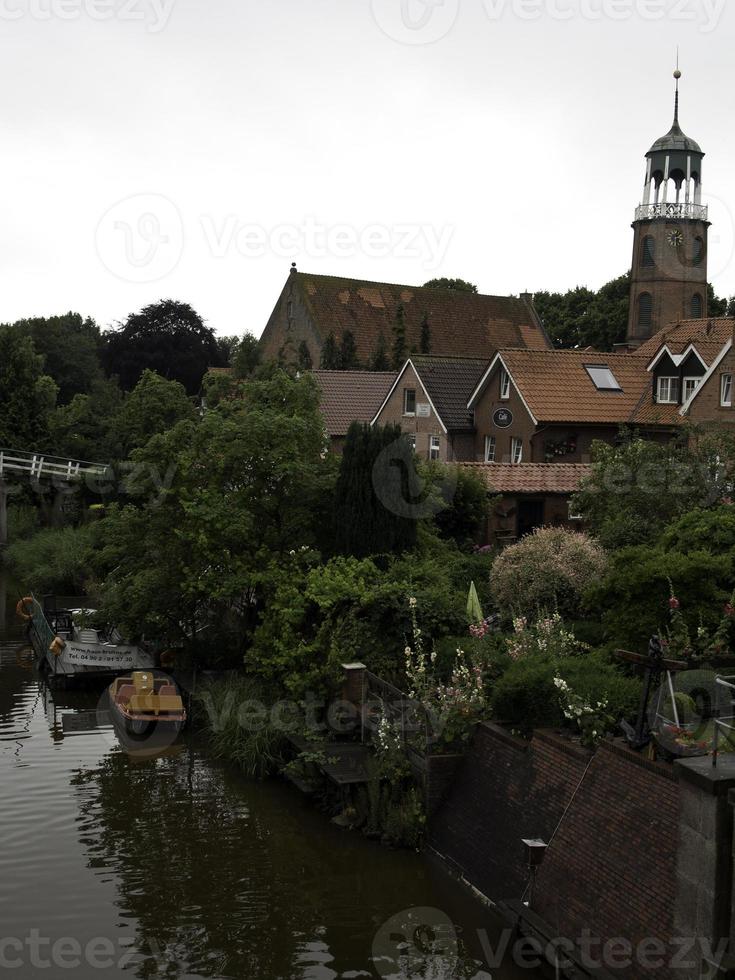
[683,377,701,402]
[429,435,441,460]
[500,369,511,401]
[511,437,523,464]
[721,374,733,408]
[484,436,496,463]
[403,388,416,416]
[657,376,680,405]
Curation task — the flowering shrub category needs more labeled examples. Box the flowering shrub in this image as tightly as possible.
[490,527,607,620]
[553,676,614,749]
[663,582,735,662]
[404,597,489,750]
[506,613,587,662]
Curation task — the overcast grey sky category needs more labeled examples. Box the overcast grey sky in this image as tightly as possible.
[2,0,734,337]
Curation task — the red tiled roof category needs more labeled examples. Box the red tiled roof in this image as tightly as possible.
[296,273,550,362]
[312,370,395,437]
[495,349,656,425]
[636,319,734,362]
[461,462,592,495]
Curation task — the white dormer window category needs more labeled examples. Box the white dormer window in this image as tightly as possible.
[683,377,701,403]
[500,369,511,400]
[721,374,733,408]
[484,436,496,463]
[657,377,680,404]
[511,437,523,464]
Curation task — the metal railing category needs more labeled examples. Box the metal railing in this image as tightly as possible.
[0,449,109,482]
[712,674,735,768]
[635,202,709,222]
[361,670,433,752]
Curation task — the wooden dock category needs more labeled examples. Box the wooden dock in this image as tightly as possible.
[286,734,373,786]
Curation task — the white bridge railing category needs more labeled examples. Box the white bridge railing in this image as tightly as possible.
[0,448,110,482]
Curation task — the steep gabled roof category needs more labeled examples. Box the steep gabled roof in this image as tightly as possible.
[294,272,550,361]
[636,319,734,364]
[313,370,396,437]
[470,348,660,425]
[461,462,592,495]
[410,356,487,430]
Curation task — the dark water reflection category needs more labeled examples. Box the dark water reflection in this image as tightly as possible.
[0,573,534,980]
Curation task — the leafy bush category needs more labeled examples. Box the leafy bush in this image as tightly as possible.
[491,651,641,736]
[586,545,732,653]
[490,527,607,621]
[5,524,94,594]
[194,676,286,779]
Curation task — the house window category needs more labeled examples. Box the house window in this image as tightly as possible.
[403,388,416,416]
[657,377,680,404]
[721,374,733,408]
[638,293,653,330]
[641,236,655,268]
[691,293,704,318]
[484,436,496,463]
[429,435,441,460]
[500,369,511,400]
[585,364,622,391]
[511,437,523,464]
[683,377,701,402]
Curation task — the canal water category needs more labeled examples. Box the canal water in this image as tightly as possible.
[0,575,534,980]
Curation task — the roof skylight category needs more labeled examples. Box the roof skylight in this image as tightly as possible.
[585,364,622,391]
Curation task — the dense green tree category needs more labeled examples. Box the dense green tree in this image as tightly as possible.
[534,273,630,350]
[232,332,262,378]
[572,429,735,551]
[10,313,103,403]
[112,369,197,457]
[422,278,478,293]
[102,299,219,394]
[49,376,124,462]
[93,371,330,655]
[339,330,360,370]
[708,284,729,317]
[332,422,417,558]
[430,463,488,546]
[320,332,340,369]
[371,333,390,371]
[0,326,58,448]
[215,335,240,365]
[391,305,407,370]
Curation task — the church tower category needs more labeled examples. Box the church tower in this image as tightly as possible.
[626,69,709,347]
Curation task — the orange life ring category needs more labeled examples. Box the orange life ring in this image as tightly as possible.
[15,597,34,621]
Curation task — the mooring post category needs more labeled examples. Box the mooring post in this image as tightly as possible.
[0,480,8,549]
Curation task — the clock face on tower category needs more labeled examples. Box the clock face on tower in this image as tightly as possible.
[667,228,684,248]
